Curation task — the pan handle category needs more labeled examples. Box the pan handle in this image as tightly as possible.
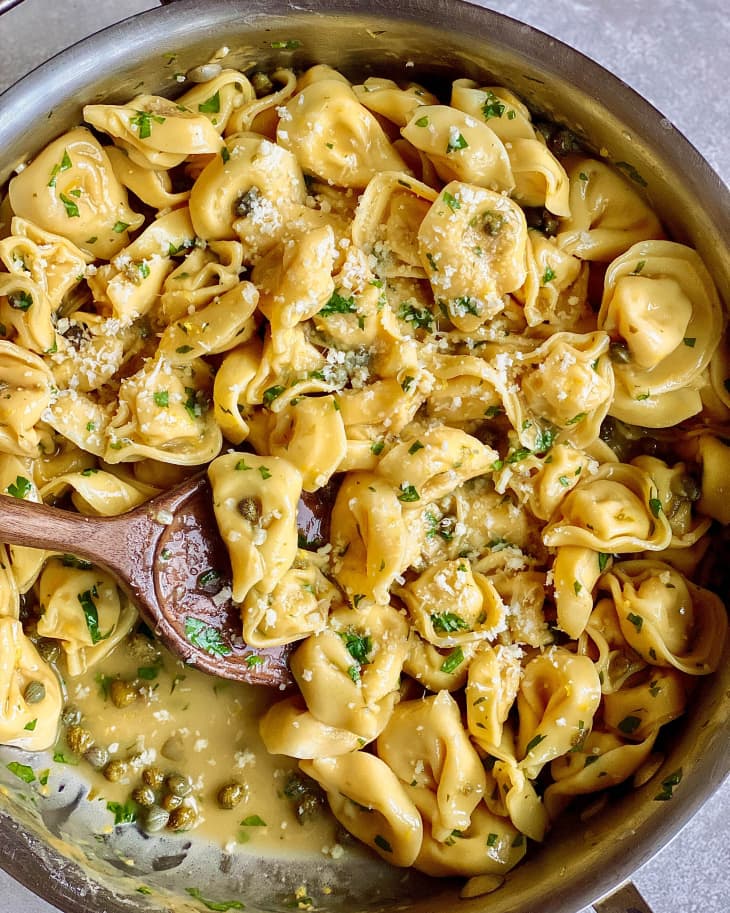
[593,881,655,913]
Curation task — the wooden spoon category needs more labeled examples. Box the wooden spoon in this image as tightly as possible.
[0,475,334,685]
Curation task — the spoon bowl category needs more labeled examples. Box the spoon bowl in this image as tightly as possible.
[0,475,297,685]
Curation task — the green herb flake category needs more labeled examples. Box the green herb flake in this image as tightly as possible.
[524,733,546,754]
[130,110,165,140]
[598,552,610,572]
[136,886,153,896]
[370,440,385,456]
[431,612,469,634]
[443,190,461,211]
[408,440,424,455]
[541,266,556,285]
[486,832,499,847]
[221,146,231,163]
[481,90,506,120]
[185,887,245,911]
[137,260,151,279]
[398,301,434,332]
[618,715,642,735]
[137,666,159,681]
[506,447,531,464]
[184,387,204,420]
[627,612,644,632]
[48,149,72,187]
[683,337,696,348]
[270,39,301,49]
[6,761,35,783]
[340,630,372,665]
[397,483,420,502]
[321,289,357,317]
[6,475,31,499]
[654,768,682,801]
[184,616,232,657]
[53,751,78,765]
[38,769,50,786]
[59,193,80,218]
[649,497,663,518]
[263,385,286,406]
[245,654,264,667]
[631,259,646,275]
[24,718,38,731]
[578,171,589,182]
[235,458,252,471]
[415,115,430,127]
[573,579,582,595]
[8,290,33,311]
[484,405,502,418]
[400,375,415,393]
[558,475,570,487]
[258,465,272,480]
[198,91,221,114]
[446,130,468,153]
[240,814,266,827]
[566,412,587,425]
[347,664,361,684]
[176,344,194,354]
[153,390,169,408]
[113,221,130,233]
[107,800,138,825]
[78,587,110,645]
[440,646,465,674]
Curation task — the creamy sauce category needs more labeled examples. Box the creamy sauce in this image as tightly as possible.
[56,641,342,857]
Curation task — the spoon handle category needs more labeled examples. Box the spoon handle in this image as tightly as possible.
[0,493,121,555]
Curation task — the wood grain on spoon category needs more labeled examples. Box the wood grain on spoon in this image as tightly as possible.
[0,475,335,685]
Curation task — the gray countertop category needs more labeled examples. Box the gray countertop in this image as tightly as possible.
[0,1,728,912]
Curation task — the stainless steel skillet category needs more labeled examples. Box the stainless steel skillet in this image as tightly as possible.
[0,2,728,913]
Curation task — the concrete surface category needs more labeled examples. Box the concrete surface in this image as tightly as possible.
[0,1,727,912]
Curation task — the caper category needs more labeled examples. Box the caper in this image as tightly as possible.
[677,474,701,502]
[161,792,183,812]
[609,340,632,363]
[66,724,95,755]
[140,805,169,834]
[166,773,192,798]
[132,785,157,808]
[235,186,261,218]
[23,680,46,704]
[217,781,247,810]
[482,210,504,236]
[142,766,165,789]
[167,805,197,832]
[110,679,139,709]
[251,71,274,98]
[126,633,160,663]
[237,496,261,524]
[83,746,109,770]
[36,639,61,664]
[103,759,128,783]
[61,705,82,727]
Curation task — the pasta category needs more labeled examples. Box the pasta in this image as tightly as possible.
[0,56,727,892]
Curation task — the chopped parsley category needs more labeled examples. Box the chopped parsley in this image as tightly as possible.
[573,579,582,595]
[107,800,138,825]
[320,289,357,317]
[408,440,424,455]
[566,412,587,425]
[654,768,682,801]
[258,465,272,480]
[198,91,221,114]
[153,390,169,407]
[340,630,372,665]
[443,190,461,211]
[484,405,502,418]
[397,483,420,502]
[263,385,286,406]
[431,612,469,634]
[683,337,696,348]
[481,90,506,120]
[598,552,610,572]
[6,475,31,499]
[370,440,385,456]
[440,646,465,674]
[270,39,301,49]
[446,130,468,153]
[649,497,663,518]
[184,616,232,657]
[130,110,165,140]
[524,733,546,754]
[398,301,435,332]
[541,266,556,285]
[240,814,266,826]
[6,761,35,783]
[9,289,33,311]
[414,115,430,127]
[78,587,110,645]
[627,612,643,632]
[184,888,245,911]
[59,193,80,218]
[48,149,72,187]
[113,221,130,233]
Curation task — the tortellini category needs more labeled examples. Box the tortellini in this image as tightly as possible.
[1,58,727,892]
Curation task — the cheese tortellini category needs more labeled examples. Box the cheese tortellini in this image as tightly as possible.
[1,57,727,893]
